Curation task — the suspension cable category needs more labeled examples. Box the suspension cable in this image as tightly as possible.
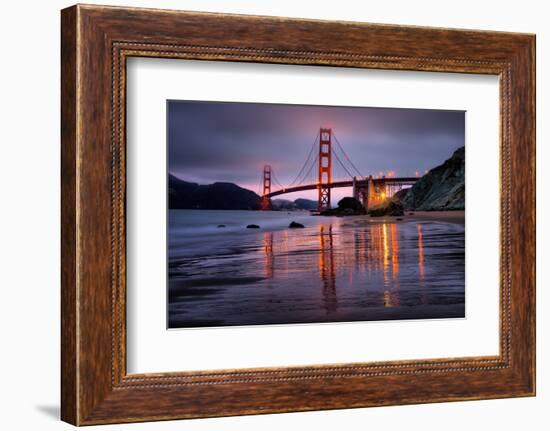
[332,148,356,180]
[296,152,318,186]
[332,131,365,179]
[287,131,319,188]
[262,129,366,191]
[299,153,318,186]
[271,171,286,190]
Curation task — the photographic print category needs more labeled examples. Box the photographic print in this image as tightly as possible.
[167,101,465,329]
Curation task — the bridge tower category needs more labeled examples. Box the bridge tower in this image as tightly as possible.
[367,175,389,208]
[261,165,272,210]
[353,175,371,211]
[367,175,377,208]
[318,128,332,211]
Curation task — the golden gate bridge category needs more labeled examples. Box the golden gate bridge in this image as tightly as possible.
[259,127,420,212]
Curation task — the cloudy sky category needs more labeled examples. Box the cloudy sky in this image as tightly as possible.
[168,100,464,202]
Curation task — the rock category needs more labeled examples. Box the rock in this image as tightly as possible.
[338,197,366,213]
[396,218,403,221]
[246,224,260,229]
[320,197,366,216]
[217,224,226,228]
[396,146,465,211]
[289,221,305,228]
[392,188,409,201]
[408,212,415,216]
[369,200,404,217]
[387,203,405,216]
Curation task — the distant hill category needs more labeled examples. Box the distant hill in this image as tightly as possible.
[397,146,465,211]
[294,198,318,210]
[168,174,261,210]
[271,199,295,210]
[272,198,318,211]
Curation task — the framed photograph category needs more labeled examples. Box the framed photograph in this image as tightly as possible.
[61,4,535,425]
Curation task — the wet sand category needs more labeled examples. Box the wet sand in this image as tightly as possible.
[402,210,465,225]
[349,210,465,225]
[168,209,465,329]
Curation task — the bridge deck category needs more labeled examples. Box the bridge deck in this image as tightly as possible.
[266,177,419,198]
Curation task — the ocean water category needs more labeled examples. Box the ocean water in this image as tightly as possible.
[168,210,465,328]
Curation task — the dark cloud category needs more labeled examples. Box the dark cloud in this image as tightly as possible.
[168,100,464,195]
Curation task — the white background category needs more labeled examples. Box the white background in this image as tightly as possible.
[0,0,547,430]
[127,59,500,373]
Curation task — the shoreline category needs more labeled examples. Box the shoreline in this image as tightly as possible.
[169,209,465,239]
[338,210,465,227]
[373,210,465,225]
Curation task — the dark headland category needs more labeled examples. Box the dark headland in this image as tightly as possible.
[168,174,316,211]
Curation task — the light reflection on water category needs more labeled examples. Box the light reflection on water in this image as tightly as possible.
[168,210,465,328]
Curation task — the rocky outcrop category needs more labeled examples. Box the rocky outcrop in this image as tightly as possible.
[398,146,465,211]
[289,221,305,228]
[321,197,367,216]
[369,200,405,217]
[168,174,262,210]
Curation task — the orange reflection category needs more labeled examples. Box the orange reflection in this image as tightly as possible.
[417,223,427,304]
[383,290,394,307]
[319,225,337,314]
[417,224,424,278]
[282,230,289,272]
[391,224,399,279]
[311,221,407,310]
[366,223,385,273]
[370,223,400,306]
[382,224,389,285]
[354,231,367,272]
[263,232,274,279]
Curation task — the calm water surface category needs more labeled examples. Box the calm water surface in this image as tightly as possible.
[168,210,465,328]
